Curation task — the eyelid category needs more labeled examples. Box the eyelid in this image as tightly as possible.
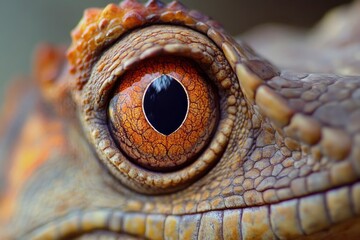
[66,0,256,92]
[78,25,238,194]
[91,25,235,110]
[67,1,196,90]
[67,1,278,104]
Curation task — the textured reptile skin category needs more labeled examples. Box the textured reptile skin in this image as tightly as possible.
[0,0,360,239]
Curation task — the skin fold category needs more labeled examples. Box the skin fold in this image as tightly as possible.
[0,0,360,239]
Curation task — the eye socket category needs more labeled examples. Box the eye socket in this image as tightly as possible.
[108,56,218,171]
[72,23,239,194]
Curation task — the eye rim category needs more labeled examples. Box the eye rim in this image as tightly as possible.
[77,25,238,194]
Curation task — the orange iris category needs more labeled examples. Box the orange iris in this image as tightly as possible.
[108,56,219,171]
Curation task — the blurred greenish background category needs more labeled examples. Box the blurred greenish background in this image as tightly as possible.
[0,0,351,99]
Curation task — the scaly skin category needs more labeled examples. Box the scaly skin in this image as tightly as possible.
[1,0,360,239]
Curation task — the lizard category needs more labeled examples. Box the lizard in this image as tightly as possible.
[1,0,360,239]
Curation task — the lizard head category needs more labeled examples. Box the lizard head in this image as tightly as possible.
[1,0,360,239]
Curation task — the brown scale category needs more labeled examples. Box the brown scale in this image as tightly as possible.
[2,0,360,239]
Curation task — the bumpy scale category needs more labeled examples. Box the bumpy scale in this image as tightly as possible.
[1,0,360,239]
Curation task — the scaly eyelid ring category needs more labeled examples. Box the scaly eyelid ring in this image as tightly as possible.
[78,26,239,194]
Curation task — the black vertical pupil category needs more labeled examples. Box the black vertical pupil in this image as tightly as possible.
[143,75,188,136]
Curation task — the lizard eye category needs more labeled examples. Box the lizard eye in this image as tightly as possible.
[67,2,240,194]
[108,56,218,171]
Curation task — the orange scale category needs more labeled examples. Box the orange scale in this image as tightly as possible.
[122,11,145,28]
[103,4,123,17]
[83,8,102,24]
[120,0,145,9]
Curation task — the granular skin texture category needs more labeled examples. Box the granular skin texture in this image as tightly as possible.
[1,0,360,239]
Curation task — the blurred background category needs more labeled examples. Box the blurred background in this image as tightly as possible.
[0,0,352,100]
